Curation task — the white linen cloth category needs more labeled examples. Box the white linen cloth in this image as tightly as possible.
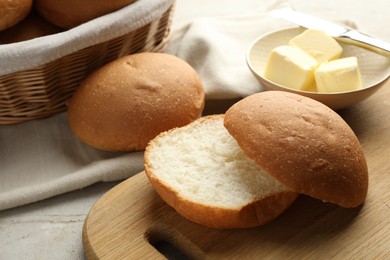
[0,0,293,210]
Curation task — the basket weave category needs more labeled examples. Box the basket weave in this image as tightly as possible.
[0,5,174,125]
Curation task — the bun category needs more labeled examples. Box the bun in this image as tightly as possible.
[67,52,205,152]
[0,0,32,31]
[145,91,368,228]
[35,0,137,29]
[0,11,62,44]
[144,115,298,229]
[224,91,368,208]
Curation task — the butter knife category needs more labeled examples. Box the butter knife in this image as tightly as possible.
[269,8,390,59]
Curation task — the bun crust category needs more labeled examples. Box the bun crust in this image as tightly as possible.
[148,174,297,229]
[0,11,62,44]
[0,0,32,31]
[224,91,368,208]
[35,0,136,29]
[67,52,205,152]
[145,115,297,229]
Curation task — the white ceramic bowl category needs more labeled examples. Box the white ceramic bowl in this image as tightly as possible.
[247,27,390,110]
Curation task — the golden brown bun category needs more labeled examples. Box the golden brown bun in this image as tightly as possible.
[67,52,205,152]
[145,115,298,229]
[0,0,32,31]
[0,11,63,44]
[224,91,368,208]
[34,0,137,29]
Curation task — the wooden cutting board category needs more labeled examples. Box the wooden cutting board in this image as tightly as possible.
[83,82,390,259]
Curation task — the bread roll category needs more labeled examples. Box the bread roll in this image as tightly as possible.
[145,92,368,228]
[0,11,62,44]
[0,0,32,31]
[224,91,368,208]
[35,0,137,29]
[144,115,298,229]
[67,52,205,152]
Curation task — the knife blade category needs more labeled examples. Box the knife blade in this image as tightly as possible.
[269,8,390,58]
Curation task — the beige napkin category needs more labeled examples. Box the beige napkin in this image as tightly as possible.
[0,0,292,211]
[166,1,292,99]
[0,112,145,210]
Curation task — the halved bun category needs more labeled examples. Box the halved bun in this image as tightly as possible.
[35,0,137,29]
[68,52,205,152]
[144,115,298,229]
[224,91,368,208]
[0,0,32,31]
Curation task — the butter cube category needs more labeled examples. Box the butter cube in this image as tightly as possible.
[289,29,343,63]
[263,45,318,91]
[314,57,363,93]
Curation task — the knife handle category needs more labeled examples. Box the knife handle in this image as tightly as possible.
[338,30,390,59]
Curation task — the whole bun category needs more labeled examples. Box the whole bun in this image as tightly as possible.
[0,0,32,31]
[0,11,62,44]
[34,0,137,29]
[67,52,205,152]
[224,91,368,208]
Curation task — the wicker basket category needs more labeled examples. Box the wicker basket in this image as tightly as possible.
[0,3,174,125]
